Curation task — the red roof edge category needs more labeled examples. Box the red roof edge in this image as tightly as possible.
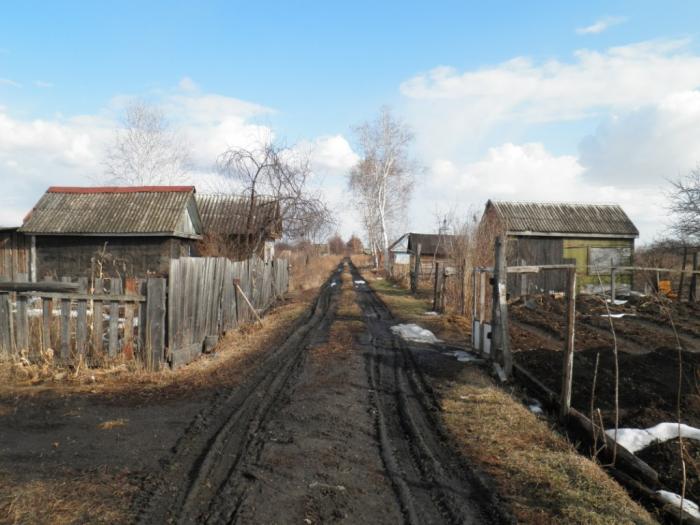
[47,186,195,194]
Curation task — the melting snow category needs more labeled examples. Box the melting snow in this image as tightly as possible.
[423,311,439,316]
[451,350,479,363]
[605,422,700,453]
[354,280,366,285]
[656,490,700,520]
[607,299,628,306]
[528,399,544,414]
[601,313,635,319]
[330,282,337,287]
[390,323,443,344]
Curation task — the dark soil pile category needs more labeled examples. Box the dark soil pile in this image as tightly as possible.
[637,438,700,502]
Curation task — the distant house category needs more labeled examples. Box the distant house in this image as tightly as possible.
[196,194,281,261]
[0,227,30,281]
[480,200,639,294]
[389,232,456,279]
[19,186,203,280]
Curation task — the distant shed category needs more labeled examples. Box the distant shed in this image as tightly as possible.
[195,194,281,261]
[389,232,456,280]
[480,200,639,294]
[19,186,202,280]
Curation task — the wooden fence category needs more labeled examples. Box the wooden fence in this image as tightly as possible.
[0,255,289,370]
[0,276,165,370]
[168,256,288,367]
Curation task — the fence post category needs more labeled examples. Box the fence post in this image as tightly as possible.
[146,277,166,371]
[432,262,440,311]
[76,278,88,358]
[610,268,616,302]
[16,295,29,354]
[439,266,448,312]
[490,236,512,378]
[560,267,577,420]
[0,293,10,357]
[690,252,698,303]
[460,256,468,316]
[411,242,422,293]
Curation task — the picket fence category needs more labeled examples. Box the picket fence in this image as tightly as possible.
[0,256,289,370]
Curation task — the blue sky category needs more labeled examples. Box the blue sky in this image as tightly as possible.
[3,1,700,241]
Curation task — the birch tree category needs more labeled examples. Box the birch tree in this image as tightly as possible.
[669,166,700,241]
[349,107,415,272]
[104,100,190,185]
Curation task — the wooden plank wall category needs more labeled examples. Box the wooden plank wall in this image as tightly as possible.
[0,230,30,282]
[0,276,165,370]
[168,256,289,368]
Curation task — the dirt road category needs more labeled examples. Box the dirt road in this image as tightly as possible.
[135,260,509,524]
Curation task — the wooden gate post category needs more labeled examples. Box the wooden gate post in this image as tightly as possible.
[432,262,441,311]
[490,236,512,378]
[560,267,577,420]
[146,278,166,371]
[610,268,617,302]
[0,293,10,357]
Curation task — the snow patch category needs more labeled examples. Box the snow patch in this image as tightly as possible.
[451,350,479,362]
[601,313,635,318]
[354,280,366,285]
[423,311,439,316]
[607,299,628,306]
[330,282,337,287]
[656,490,700,520]
[390,323,443,344]
[605,422,700,453]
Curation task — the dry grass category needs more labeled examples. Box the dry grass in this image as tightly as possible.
[288,253,343,291]
[0,467,138,525]
[369,277,656,524]
[366,276,471,346]
[438,372,654,524]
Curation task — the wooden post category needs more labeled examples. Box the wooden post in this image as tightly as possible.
[679,245,688,299]
[479,271,486,354]
[108,278,120,357]
[16,295,29,354]
[491,237,512,378]
[560,267,577,420]
[146,277,166,371]
[411,243,422,293]
[76,278,88,357]
[439,266,448,312]
[0,293,11,356]
[610,268,616,302]
[690,252,698,302]
[41,297,52,352]
[92,278,103,356]
[60,277,72,361]
[460,256,468,315]
[432,262,440,311]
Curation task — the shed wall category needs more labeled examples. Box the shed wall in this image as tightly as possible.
[0,230,29,281]
[35,236,193,279]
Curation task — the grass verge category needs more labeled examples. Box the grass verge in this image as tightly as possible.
[366,269,656,524]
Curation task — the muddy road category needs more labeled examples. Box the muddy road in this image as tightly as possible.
[136,261,509,524]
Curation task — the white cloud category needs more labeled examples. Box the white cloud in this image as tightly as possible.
[397,38,700,242]
[34,81,53,88]
[0,83,359,237]
[178,76,198,92]
[576,16,627,35]
[0,78,21,88]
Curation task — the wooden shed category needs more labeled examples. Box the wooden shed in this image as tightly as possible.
[18,186,203,280]
[390,232,456,280]
[195,194,281,261]
[480,200,639,295]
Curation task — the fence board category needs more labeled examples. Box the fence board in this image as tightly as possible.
[93,278,104,356]
[0,293,10,356]
[146,278,166,371]
[76,278,88,357]
[108,278,121,357]
[16,295,29,354]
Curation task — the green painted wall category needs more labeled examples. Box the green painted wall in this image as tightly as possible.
[563,238,635,290]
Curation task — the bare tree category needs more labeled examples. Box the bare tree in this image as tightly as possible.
[217,139,334,255]
[669,166,700,241]
[104,100,190,185]
[348,107,415,273]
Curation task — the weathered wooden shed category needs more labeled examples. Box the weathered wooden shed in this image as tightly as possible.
[0,227,30,281]
[18,186,203,280]
[390,232,456,279]
[480,200,639,294]
[195,194,281,261]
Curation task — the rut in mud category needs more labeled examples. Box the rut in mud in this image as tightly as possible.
[137,261,509,524]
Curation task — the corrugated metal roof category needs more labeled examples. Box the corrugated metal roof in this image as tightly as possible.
[487,200,639,237]
[19,186,202,238]
[196,194,281,238]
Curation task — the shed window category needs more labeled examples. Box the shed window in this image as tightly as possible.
[588,246,632,273]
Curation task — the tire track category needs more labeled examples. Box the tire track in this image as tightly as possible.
[350,262,513,525]
[137,264,344,524]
